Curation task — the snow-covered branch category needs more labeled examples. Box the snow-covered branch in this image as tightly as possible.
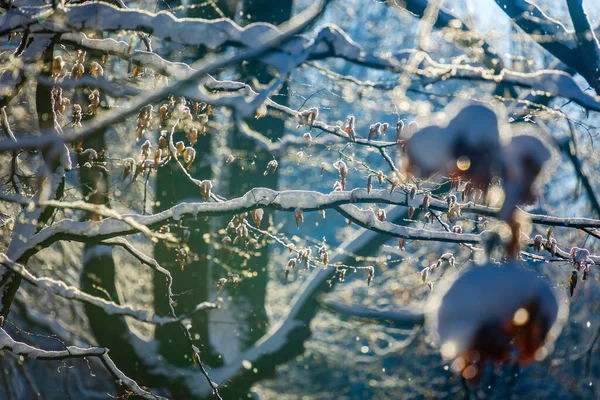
[0,254,217,325]
[566,0,600,91]
[335,204,480,244]
[0,327,165,400]
[493,0,600,92]
[10,187,600,263]
[0,1,325,154]
[493,0,577,62]
[323,300,425,329]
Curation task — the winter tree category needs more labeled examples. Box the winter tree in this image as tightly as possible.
[0,0,600,398]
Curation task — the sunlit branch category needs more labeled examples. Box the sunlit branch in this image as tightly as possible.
[0,254,217,325]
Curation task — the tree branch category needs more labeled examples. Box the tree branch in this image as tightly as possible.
[322,300,425,329]
[0,327,165,399]
[0,254,217,325]
[566,0,600,91]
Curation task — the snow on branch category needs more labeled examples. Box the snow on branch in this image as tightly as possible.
[335,204,480,244]
[0,327,165,400]
[60,32,193,78]
[4,4,599,161]
[422,61,600,112]
[323,300,425,329]
[39,199,178,244]
[0,254,217,325]
[0,1,324,156]
[566,0,600,90]
[28,3,297,50]
[390,0,506,69]
[203,79,398,149]
[492,0,600,92]
[493,0,577,57]
[10,187,600,263]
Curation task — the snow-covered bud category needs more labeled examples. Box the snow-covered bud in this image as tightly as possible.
[377,170,384,185]
[72,104,83,128]
[175,141,185,155]
[333,160,348,180]
[294,208,304,228]
[421,266,430,283]
[398,238,405,251]
[88,89,100,114]
[407,121,419,135]
[287,258,297,269]
[422,193,430,213]
[255,103,268,119]
[533,235,544,252]
[186,128,198,146]
[572,247,592,270]
[52,56,66,80]
[381,122,389,135]
[90,61,104,78]
[183,147,196,170]
[446,195,457,208]
[440,253,455,268]
[122,158,135,180]
[264,159,278,175]
[135,105,153,142]
[200,180,213,200]
[217,277,228,292]
[368,122,381,141]
[250,209,264,228]
[322,251,329,266]
[409,186,416,200]
[154,148,162,166]
[396,119,405,143]
[367,266,375,286]
[303,132,312,147]
[447,204,461,223]
[344,115,356,142]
